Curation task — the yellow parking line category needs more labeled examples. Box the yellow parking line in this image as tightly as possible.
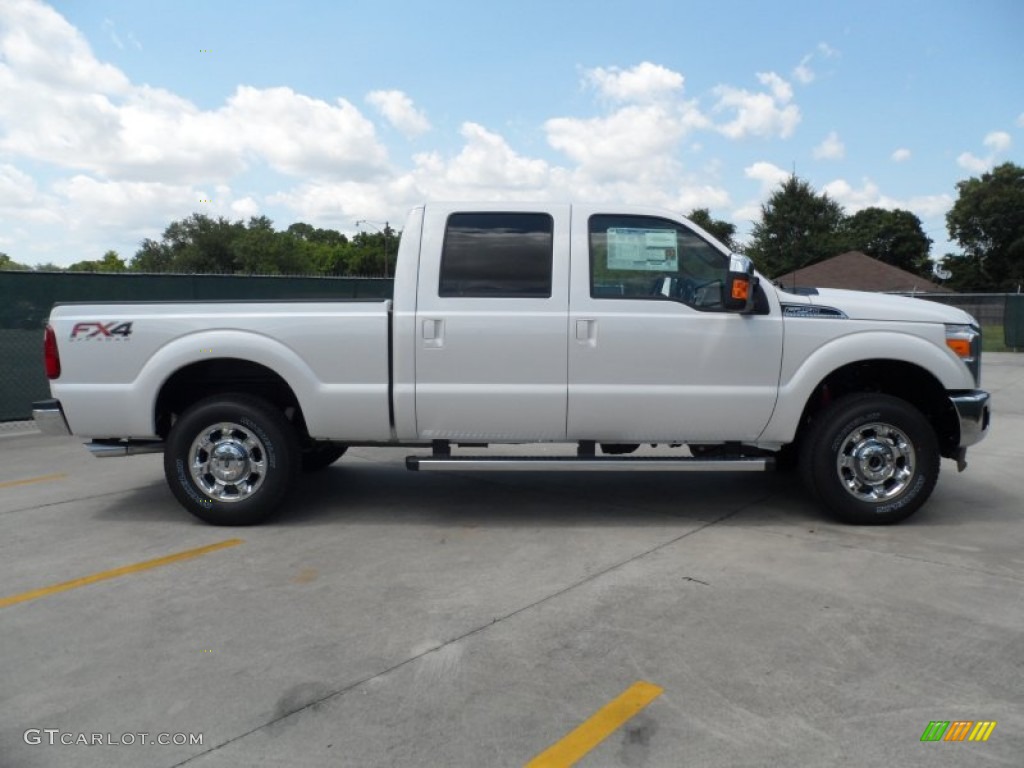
[0,472,67,489]
[525,681,664,768]
[0,539,243,609]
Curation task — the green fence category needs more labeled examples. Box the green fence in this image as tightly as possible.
[0,271,393,423]
[1006,295,1024,349]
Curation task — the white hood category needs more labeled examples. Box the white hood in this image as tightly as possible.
[802,288,976,325]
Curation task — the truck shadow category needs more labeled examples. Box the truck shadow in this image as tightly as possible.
[94,460,1015,530]
[280,461,816,528]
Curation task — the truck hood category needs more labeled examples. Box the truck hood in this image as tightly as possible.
[800,287,976,325]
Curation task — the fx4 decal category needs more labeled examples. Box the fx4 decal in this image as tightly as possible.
[69,321,134,340]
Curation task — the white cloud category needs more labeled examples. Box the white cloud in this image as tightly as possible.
[712,72,800,139]
[545,64,710,184]
[813,131,845,160]
[366,89,431,138]
[957,152,990,173]
[744,161,791,192]
[439,122,550,190]
[0,163,38,207]
[1018,113,1024,127]
[584,62,684,102]
[817,42,839,58]
[231,197,260,218]
[52,176,208,230]
[102,19,123,50]
[792,43,839,86]
[983,131,1012,152]
[793,55,814,85]
[757,72,793,103]
[226,86,388,179]
[956,130,1013,173]
[822,177,953,220]
[546,103,706,182]
[0,4,390,185]
[891,148,911,162]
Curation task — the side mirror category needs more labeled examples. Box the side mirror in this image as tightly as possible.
[723,254,758,313]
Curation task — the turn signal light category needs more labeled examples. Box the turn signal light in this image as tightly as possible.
[731,279,750,301]
[945,338,971,358]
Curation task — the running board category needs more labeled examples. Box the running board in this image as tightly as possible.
[406,455,774,472]
[87,439,165,458]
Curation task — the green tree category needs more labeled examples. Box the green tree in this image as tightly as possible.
[0,252,31,270]
[746,176,847,277]
[130,214,245,273]
[945,162,1024,291]
[68,250,127,272]
[232,216,315,274]
[128,213,399,276]
[686,208,737,250]
[131,238,174,272]
[841,207,932,276]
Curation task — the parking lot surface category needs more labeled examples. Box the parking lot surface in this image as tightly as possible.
[1,354,1022,767]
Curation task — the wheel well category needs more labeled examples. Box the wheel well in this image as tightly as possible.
[155,359,309,441]
[794,359,960,458]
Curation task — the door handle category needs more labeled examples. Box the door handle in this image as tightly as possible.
[575,319,596,345]
[422,318,444,347]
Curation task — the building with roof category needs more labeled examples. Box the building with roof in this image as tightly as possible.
[774,251,952,294]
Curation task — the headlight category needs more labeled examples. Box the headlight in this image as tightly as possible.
[945,324,981,386]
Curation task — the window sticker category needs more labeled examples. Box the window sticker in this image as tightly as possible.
[606,228,679,272]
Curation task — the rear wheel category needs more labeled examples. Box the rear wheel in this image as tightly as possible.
[800,394,939,525]
[164,394,299,525]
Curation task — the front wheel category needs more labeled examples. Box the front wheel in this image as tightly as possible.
[164,394,299,525]
[800,394,939,525]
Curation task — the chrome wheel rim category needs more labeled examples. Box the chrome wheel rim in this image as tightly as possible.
[836,422,916,502]
[188,422,267,503]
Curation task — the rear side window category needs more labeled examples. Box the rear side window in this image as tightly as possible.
[439,212,553,298]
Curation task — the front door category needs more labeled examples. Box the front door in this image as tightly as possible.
[567,209,783,442]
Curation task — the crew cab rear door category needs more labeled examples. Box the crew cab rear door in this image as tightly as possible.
[414,204,570,440]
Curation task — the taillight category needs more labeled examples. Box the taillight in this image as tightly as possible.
[44,324,61,379]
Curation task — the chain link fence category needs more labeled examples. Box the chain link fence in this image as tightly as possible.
[906,293,1024,350]
[0,271,392,430]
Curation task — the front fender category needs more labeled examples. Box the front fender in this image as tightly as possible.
[760,329,973,444]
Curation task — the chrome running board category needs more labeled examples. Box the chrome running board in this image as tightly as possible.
[406,455,773,472]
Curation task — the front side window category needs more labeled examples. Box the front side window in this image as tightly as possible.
[589,215,729,310]
[439,212,553,298]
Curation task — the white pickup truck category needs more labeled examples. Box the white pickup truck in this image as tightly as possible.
[34,202,990,526]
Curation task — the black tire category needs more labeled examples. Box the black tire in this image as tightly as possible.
[163,394,299,525]
[301,444,347,472]
[799,393,939,525]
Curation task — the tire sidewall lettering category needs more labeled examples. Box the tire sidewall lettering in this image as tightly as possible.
[873,474,925,515]
[176,457,213,506]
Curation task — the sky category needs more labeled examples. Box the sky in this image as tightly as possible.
[0,0,1022,268]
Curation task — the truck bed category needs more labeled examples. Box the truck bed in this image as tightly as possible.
[48,300,393,440]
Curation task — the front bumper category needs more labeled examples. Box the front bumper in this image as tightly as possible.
[950,390,991,449]
[949,390,991,471]
[32,399,71,437]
